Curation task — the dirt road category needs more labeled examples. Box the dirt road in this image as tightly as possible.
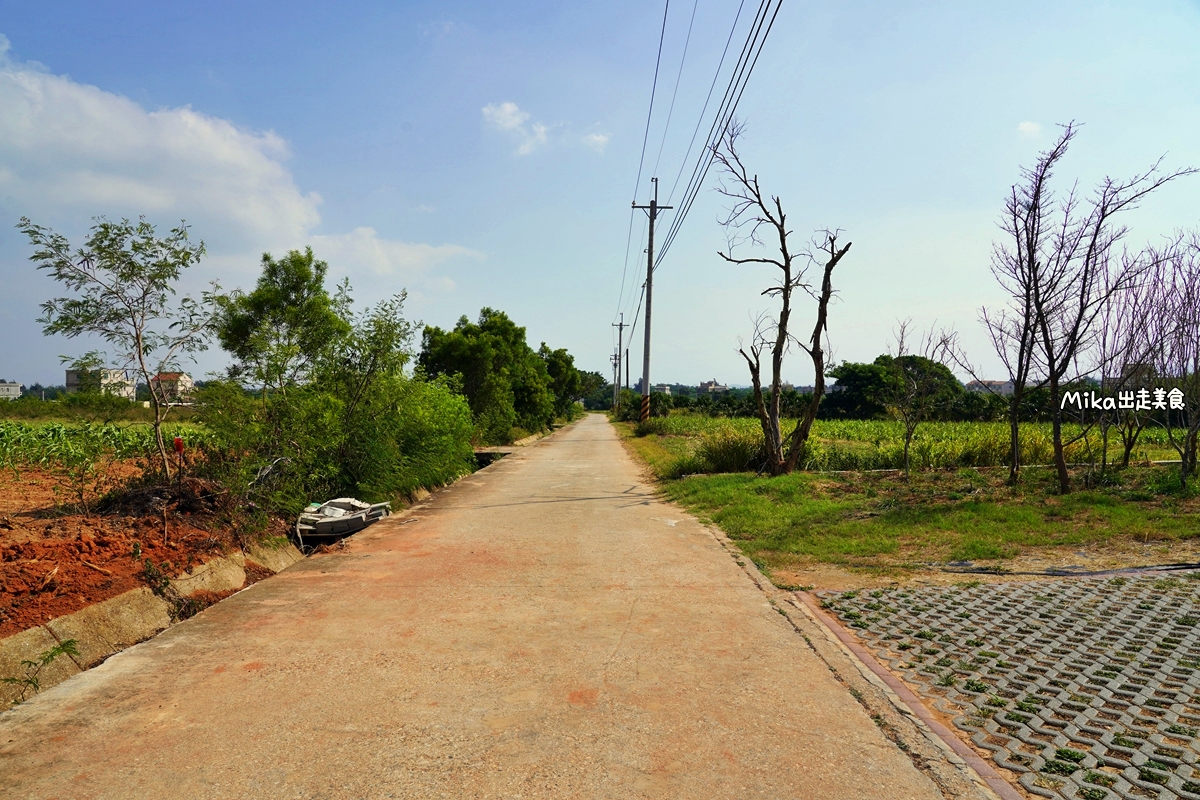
[0,414,949,798]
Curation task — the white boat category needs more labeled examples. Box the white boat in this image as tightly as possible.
[295,497,391,546]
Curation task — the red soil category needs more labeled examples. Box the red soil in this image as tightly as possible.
[0,466,283,639]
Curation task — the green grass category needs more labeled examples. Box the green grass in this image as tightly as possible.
[614,416,1200,575]
[658,467,1200,573]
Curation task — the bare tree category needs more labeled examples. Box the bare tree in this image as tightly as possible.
[982,128,1070,485]
[986,122,1194,493]
[881,321,957,475]
[1090,252,1161,471]
[713,121,851,475]
[1150,232,1200,484]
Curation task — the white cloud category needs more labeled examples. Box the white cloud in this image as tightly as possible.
[0,35,477,291]
[482,101,547,156]
[0,42,320,249]
[1017,120,1041,136]
[582,132,610,153]
[310,226,481,276]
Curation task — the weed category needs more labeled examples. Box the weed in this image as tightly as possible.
[964,679,989,693]
[1056,748,1086,762]
[1084,772,1116,788]
[1042,759,1078,776]
[2,639,80,704]
[1138,768,1169,786]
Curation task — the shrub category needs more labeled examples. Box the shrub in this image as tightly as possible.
[696,427,765,473]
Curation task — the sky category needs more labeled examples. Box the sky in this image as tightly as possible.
[0,0,1197,388]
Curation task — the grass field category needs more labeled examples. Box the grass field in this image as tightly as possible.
[614,414,1200,585]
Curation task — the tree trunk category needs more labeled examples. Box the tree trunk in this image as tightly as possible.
[1006,387,1022,485]
[1049,380,1070,494]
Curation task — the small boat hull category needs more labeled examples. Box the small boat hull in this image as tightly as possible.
[296,498,391,546]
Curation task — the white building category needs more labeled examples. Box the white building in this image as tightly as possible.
[965,379,1015,397]
[150,372,195,403]
[0,381,22,401]
[65,368,136,400]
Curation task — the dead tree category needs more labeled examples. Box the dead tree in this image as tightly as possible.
[986,122,1193,493]
[1092,253,1161,470]
[1150,232,1200,485]
[713,121,850,475]
[982,128,1071,485]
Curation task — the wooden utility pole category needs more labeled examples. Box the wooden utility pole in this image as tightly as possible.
[612,313,626,410]
[632,178,672,422]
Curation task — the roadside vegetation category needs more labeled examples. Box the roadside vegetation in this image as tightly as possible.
[605,121,1200,584]
[616,414,1200,581]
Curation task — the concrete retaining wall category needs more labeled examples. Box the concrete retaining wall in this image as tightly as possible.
[0,539,303,706]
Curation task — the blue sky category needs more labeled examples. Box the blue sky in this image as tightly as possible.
[1,0,1197,387]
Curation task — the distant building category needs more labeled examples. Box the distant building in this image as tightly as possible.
[150,372,195,403]
[965,379,1015,397]
[0,381,22,401]
[699,379,729,394]
[652,384,672,396]
[1102,364,1154,391]
[65,368,136,400]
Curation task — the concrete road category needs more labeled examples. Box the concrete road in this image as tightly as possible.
[0,414,944,799]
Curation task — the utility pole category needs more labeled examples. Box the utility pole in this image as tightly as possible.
[632,177,672,422]
[625,348,630,390]
[611,313,626,411]
[610,351,620,411]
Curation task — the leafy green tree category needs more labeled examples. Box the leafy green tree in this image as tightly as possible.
[538,344,583,419]
[419,308,555,443]
[200,281,473,516]
[823,362,898,419]
[578,371,610,410]
[19,216,217,478]
[876,346,962,474]
[215,247,350,397]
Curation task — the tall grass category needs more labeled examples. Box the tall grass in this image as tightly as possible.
[634,414,1178,475]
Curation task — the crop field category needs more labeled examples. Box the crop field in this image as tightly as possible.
[0,420,212,473]
[632,414,1181,477]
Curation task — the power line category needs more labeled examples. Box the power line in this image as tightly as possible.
[631,1,671,209]
[612,207,637,324]
[656,0,780,268]
[655,0,783,269]
[665,0,748,205]
[664,0,772,222]
[650,0,700,180]
[616,0,670,325]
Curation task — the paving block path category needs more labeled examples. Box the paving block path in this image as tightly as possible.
[0,414,945,799]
